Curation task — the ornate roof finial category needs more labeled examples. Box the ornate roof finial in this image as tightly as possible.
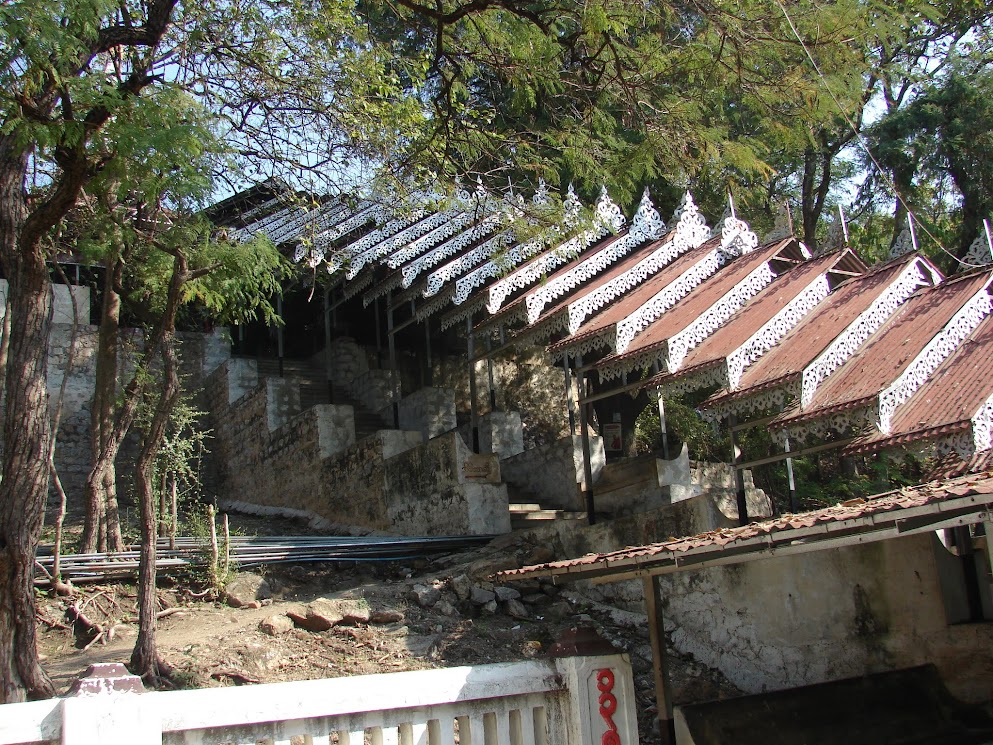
[961,220,993,269]
[593,186,625,233]
[629,188,666,243]
[889,226,915,259]
[532,178,550,206]
[563,183,582,228]
[763,201,794,243]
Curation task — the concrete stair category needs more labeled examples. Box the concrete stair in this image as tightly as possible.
[507,485,590,530]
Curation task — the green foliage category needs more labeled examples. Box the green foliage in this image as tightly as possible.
[634,392,728,462]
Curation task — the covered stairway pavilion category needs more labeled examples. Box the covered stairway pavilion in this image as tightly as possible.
[210,176,993,529]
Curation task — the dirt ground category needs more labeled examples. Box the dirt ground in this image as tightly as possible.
[36,515,740,744]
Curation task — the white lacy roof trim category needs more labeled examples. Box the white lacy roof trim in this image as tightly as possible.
[699,381,797,424]
[424,227,514,297]
[440,296,487,331]
[972,391,993,453]
[361,273,404,307]
[240,195,285,223]
[234,202,300,243]
[777,404,874,445]
[550,328,616,363]
[400,214,502,288]
[961,232,993,269]
[342,210,456,278]
[726,274,832,390]
[762,202,794,244]
[596,345,668,382]
[800,259,937,409]
[656,362,729,398]
[667,262,777,373]
[340,271,375,302]
[327,210,427,273]
[292,203,378,267]
[269,200,347,246]
[878,284,993,433]
[889,226,915,259]
[486,237,581,313]
[523,189,627,322]
[413,287,456,323]
[316,203,384,249]
[454,234,544,306]
[614,244,729,355]
[511,309,570,349]
[566,224,692,335]
[388,210,486,271]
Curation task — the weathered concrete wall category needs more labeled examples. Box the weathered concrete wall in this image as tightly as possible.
[595,443,771,520]
[383,431,510,535]
[434,346,574,449]
[516,499,993,704]
[207,361,509,535]
[396,387,457,441]
[500,434,605,510]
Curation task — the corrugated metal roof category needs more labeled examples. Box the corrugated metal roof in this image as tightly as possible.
[496,472,993,584]
[845,314,993,454]
[774,269,992,429]
[700,254,938,412]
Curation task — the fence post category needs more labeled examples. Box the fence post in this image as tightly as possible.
[552,630,640,745]
[60,663,161,745]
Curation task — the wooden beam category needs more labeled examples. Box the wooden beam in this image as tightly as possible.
[643,576,676,745]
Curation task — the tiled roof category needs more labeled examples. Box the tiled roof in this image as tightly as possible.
[496,472,993,584]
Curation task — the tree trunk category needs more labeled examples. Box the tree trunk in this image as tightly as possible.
[0,142,56,702]
[83,257,125,553]
[131,258,185,682]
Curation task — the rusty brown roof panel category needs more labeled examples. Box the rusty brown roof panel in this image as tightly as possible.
[844,314,993,454]
[776,270,993,428]
[699,254,936,411]
[496,472,993,583]
[590,239,803,371]
[545,236,723,352]
[669,250,861,375]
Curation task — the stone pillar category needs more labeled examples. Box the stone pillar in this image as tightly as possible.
[553,650,640,745]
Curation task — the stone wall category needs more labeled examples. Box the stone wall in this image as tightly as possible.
[500,434,605,510]
[206,360,509,535]
[515,497,993,705]
[396,387,457,441]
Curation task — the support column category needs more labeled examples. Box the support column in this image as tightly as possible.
[577,355,596,525]
[324,286,334,404]
[657,392,670,460]
[643,575,676,745]
[374,296,382,362]
[386,290,400,427]
[564,354,577,435]
[785,435,798,513]
[467,316,480,453]
[486,335,497,411]
[729,413,749,526]
[276,294,285,377]
[424,318,433,386]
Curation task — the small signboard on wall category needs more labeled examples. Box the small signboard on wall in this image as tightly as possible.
[604,423,623,452]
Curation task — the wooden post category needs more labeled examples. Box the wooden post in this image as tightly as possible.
[386,290,400,427]
[577,356,596,525]
[467,316,479,453]
[563,354,576,436]
[643,575,676,745]
[729,413,749,526]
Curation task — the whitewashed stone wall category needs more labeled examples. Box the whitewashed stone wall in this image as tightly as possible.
[500,434,605,511]
[397,387,457,441]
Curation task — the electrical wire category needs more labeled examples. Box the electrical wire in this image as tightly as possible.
[773,0,990,268]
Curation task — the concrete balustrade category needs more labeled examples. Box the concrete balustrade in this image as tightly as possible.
[0,655,639,745]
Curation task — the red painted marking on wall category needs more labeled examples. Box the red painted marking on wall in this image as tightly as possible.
[597,668,620,745]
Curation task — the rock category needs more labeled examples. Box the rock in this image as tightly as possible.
[468,556,520,580]
[541,583,561,597]
[405,634,441,657]
[288,598,371,631]
[494,586,521,602]
[504,599,529,620]
[369,608,405,624]
[482,600,498,614]
[542,600,575,622]
[526,546,556,565]
[522,593,550,606]
[450,574,473,601]
[470,587,496,605]
[434,600,460,617]
[410,584,441,608]
[259,615,294,636]
[223,573,272,609]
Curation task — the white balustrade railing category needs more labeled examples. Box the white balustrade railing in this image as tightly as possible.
[0,654,638,745]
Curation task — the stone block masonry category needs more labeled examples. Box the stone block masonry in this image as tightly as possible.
[501,434,605,511]
[206,360,510,536]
